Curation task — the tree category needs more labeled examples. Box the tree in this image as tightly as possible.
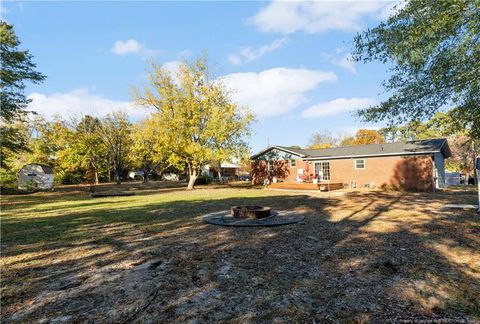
[130,116,169,183]
[447,136,479,179]
[353,0,480,138]
[307,131,338,149]
[134,56,254,190]
[1,21,46,158]
[99,111,131,184]
[339,129,385,146]
[75,116,107,184]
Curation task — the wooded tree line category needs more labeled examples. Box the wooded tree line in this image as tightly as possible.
[1,57,254,190]
[1,21,253,190]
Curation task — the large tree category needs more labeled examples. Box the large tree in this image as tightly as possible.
[307,130,338,149]
[353,0,479,138]
[99,111,131,185]
[134,57,253,190]
[75,115,107,184]
[1,21,46,166]
[340,129,385,147]
[130,116,170,183]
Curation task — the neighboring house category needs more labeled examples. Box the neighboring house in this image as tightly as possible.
[18,163,54,190]
[201,162,239,178]
[250,139,451,191]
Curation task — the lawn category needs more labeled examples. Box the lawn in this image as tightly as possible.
[1,182,479,322]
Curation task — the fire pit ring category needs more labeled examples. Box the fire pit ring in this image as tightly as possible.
[231,205,271,218]
[203,207,304,227]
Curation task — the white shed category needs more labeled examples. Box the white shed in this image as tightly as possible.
[18,163,54,190]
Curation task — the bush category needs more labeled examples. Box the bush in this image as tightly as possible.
[58,172,83,185]
[194,175,214,185]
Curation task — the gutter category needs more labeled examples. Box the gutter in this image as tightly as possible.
[302,151,441,161]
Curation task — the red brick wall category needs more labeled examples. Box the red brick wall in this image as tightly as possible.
[328,156,434,190]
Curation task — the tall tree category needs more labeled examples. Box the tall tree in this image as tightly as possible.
[75,115,107,184]
[130,116,169,183]
[340,129,385,146]
[0,21,46,164]
[307,131,338,149]
[134,56,254,190]
[353,0,480,138]
[99,111,131,185]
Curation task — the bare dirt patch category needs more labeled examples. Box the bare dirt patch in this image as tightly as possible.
[1,186,479,322]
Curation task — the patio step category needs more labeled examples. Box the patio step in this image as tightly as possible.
[269,182,319,190]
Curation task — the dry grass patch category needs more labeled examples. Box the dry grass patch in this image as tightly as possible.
[1,183,479,322]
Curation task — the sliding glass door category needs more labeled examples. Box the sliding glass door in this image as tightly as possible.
[314,162,330,181]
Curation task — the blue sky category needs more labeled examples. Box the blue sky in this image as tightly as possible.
[3,1,399,153]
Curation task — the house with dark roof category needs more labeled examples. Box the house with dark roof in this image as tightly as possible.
[250,138,451,191]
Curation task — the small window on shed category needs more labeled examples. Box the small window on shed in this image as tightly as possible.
[355,159,365,169]
[290,159,296,167]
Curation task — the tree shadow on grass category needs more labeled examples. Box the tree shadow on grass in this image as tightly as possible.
[1,190,479,322]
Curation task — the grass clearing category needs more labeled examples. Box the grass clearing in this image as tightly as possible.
[1,182,479,322]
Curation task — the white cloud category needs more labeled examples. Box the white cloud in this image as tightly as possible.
[111,39,159,57]
[251,1,399,34]
[27,88,146,119]
[111,39,143,55]
[301,97,376,118]
[221,67,337,117]
[333,53,357,74]
[228,38,289,65]
[228,55,243,66]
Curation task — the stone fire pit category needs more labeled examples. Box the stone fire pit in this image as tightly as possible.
[203,205,304,227]
[231,206,271,219]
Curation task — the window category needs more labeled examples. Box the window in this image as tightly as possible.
[355,159,365,169]
[314,162,330,180]
[268,160,273,171]
[290,159,296,167]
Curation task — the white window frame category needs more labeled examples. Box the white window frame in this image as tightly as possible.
[355,159,366,169]
[314,161,330,181]
[290,159,296,167]
[268,160,273,171]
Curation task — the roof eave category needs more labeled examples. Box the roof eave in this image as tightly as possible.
[303,151,440,160]
[250,145,305,160]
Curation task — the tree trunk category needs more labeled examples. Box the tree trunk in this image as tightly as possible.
[143,169,149,183]
[94,170,99,185]
[187,167,198,190]
[217,168,223,182]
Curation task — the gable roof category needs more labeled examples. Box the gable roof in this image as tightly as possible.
[250,145,307,160]
[21,163,54,174]
[251,139,451,160]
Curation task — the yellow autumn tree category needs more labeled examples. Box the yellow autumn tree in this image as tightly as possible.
[130,115,170,183]
[340,129,385,146]
[134,56,254,190]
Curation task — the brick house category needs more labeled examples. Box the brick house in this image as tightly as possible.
[250,139,451,191]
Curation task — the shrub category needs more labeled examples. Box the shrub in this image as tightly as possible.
[194,175,214,185]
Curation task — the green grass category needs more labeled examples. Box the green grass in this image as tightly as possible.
[1,183,479,322]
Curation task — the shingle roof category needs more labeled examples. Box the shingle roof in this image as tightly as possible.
[26,163,54,174]
[252,139,451,160]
